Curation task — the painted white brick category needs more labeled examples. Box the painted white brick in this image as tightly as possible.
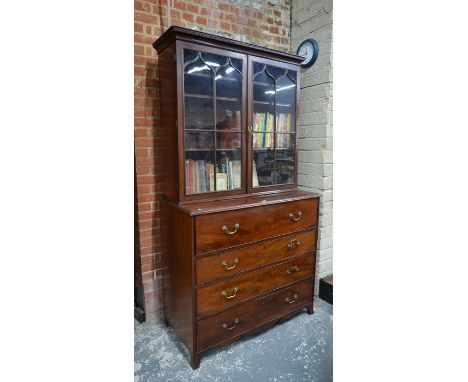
[293,0,333,276]
[300,68,333,87]
[300,95,332,113]
[318,190,333,202]
[291,25,332,47]
[318,212,332,226]
[292,1,332,26]
[299,124,332,138]
[301,81,333,100]
[299,137,332,151]
[298,175,332,190]
[317,247,333,262]
[298,150,332,164]
[297,162,332,177]
[317,258,333,275]
[318,225,333,239]
[291,13,332,39]
[299,111,332,126]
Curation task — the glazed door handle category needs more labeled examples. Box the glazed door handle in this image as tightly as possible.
[222,318,239,331]
[222,223,240,235]
[287,239,301,249]
[289,211,302,221]
[285,294,299,304]
[247,125,253,134]
[286,265,300,274]
[221,287,239,299]
[222,258,239,271]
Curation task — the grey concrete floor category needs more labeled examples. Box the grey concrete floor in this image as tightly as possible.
[134,298,333,382]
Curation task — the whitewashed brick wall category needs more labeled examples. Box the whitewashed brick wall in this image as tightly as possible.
[291,0,333,292]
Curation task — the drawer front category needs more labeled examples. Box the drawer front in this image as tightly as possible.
[196,228,317,285]
[196,253,315,318]
[197,279,314,352]
[195,198,319,255]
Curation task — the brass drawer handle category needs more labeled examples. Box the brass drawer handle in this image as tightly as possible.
[222,223,240,235]
[286,265,300,274]
[222,258,239,271]
[289,211,302,221]
[287,239,301,249]
[285,294,299,304]
[221,287,239,299]
[222,318,239,331]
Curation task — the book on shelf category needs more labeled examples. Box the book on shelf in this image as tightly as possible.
[185,157,241,194]
[252,112,292,149]
[216,173,228,190]
[252,161,259,187]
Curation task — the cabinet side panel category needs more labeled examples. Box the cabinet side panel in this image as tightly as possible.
[161,200,194,355]
[158,44,178,200]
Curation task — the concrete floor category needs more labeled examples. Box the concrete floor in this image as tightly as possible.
[134,298,333,382]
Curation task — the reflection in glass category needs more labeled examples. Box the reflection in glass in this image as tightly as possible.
[217,149,242,190]
[251,62,297,188]
[217,132,241,150]
[183,49,243,195]
[185,131,214,151]
[185,150,215,195]
[275,134,295,184]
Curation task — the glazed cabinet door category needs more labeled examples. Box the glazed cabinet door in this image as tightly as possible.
[178,42,247,201]
[247,56,299,193]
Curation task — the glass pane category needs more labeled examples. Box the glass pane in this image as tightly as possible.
[217,132,241,150]
[252,133,274,187]
[216,58,242,131]
[275,134,295,184]
[185,131,214,151]
[183,49,244,195]
[185,151,215,195]
[216,150,242,190]
[252,64,274,188]
[184,50,214,130]
[276,73,296,132]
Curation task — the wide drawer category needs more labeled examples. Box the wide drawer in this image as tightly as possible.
[195,198,319,255]
[196,253,315,318]
[196,228,317,285]
[197,279,314,352]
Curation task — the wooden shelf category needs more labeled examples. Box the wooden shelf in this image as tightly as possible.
[185,128,243,132]
[186,148,241,151]
[185,148,214,152]
[253,100,292,107]
[185,93,240,102]
[186,71,240,82]
[253,147,291,150]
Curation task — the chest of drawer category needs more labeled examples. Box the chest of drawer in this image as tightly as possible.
[196,228,317,285]
[197,279,314,352]
[195,198,319,255]
[196,253,315,318]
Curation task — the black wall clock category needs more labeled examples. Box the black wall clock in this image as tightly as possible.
[297,38,319,68]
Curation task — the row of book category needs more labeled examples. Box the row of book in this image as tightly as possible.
[252,112,292,149]
[185,158,241,195]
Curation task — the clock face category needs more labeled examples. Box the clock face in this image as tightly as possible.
[297,39,319,68]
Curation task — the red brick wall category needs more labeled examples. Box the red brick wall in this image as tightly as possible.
[134,0,292,321]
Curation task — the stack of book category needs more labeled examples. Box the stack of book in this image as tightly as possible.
[185,160,214,195]
[252,112,292,149]
[185,158,241,194]
[276,113,292,148]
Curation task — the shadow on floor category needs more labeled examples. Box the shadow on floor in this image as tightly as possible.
[134,298,333,382]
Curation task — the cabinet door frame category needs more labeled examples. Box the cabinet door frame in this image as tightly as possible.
[177,41,248,202]
[247,55,300,195]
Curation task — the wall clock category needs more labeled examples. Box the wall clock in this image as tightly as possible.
[296,38,319,68]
